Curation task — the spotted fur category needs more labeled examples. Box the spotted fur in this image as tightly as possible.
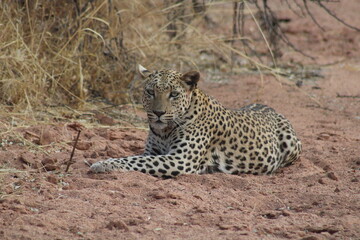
[90,65,302,178]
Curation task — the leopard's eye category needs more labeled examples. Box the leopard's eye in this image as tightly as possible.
[146,89,155,96]
[170,91,180,98]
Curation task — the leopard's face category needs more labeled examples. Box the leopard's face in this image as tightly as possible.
[139,66,199,130]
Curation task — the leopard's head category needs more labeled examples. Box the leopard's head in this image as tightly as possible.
[138,64,200,130]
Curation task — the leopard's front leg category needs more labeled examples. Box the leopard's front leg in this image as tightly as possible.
[90,152,203,178]
[90,130,211,177]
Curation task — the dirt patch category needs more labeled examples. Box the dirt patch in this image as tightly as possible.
[1,2,360,240]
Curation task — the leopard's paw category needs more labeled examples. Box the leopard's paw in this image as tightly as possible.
[90,161,109,173]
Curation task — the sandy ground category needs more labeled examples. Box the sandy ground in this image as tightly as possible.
[1,2,360,240]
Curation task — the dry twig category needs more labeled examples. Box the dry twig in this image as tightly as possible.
[65,123,84,172]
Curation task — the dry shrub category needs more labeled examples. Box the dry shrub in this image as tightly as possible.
[0,0,356,114]
[0,0,266,113]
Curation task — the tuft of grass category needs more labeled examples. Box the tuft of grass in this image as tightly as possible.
[0,168,25,175]
[0,0,268,112]
[0,0,326,118]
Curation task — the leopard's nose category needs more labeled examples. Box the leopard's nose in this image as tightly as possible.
[153,111,166,117]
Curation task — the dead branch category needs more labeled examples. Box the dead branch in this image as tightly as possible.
[303,0,325,31]
[65,128,81,173]
[314,0,360,32]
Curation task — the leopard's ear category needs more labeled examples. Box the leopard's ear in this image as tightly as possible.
[138,64,151,79]
[181,71,200,90]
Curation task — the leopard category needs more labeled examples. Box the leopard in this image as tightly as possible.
[90,65,302,178]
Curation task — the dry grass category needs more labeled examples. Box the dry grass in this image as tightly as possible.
[1,0,348,118]
[0,1,232,110]
[1,0,313,123]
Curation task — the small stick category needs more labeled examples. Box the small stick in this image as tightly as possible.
[336,93,360,99]
[65,130,81,173]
